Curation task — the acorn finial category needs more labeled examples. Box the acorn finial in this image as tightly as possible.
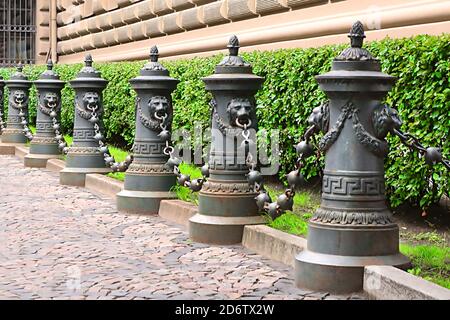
[84,54,93,67]
[227,35,240,56]
[348,21,366,48]
[150,46,159,62]
[47,59,53,70]
[17,63,23,72]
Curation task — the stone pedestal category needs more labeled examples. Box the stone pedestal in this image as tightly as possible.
[24,60,65,168]
[60,55,111,186]
[116,46,178,214]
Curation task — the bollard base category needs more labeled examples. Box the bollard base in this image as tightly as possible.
[294,250,411,294]
[0,132,27,144]
[294,221,411,294]
[24,153,61,168]
[60,167,112,187]
[116,189,177,215]
[189,213,266,245]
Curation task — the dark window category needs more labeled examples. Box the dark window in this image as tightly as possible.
[0,0,36,66]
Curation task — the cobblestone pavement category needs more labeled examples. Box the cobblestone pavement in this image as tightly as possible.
[0,155,365,300]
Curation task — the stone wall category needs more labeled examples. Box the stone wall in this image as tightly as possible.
[35,0,450,64]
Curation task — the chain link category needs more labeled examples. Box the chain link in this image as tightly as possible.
[46,103,70,154]
[246,121,322,220]
[17,102,33,140]
[393,128,449,170]
[0,105,5,134]
[90,104,133,172]
[161,111,208,192]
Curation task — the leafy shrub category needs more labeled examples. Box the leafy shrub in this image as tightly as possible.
[0,34,448,209]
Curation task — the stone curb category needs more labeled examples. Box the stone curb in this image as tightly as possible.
[158,199,197,228]
[15,145,30,159]
[364,265,450,300]
[46,159,66,172]
[0,142,18,155]
[242,224,307,268]
[85,173,124,199]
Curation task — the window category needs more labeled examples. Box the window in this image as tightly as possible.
[0,0,36,66]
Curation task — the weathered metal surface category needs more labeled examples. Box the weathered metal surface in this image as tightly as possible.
[188,36,266,245]
[116,46,179,214]
[1,65,31,144]
[59,55,111,186]
[294,21,410,293]
[24,60,65,168]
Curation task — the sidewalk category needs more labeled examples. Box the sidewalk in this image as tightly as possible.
[0,155,360,300]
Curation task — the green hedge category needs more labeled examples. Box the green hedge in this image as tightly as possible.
[1,33,449,209]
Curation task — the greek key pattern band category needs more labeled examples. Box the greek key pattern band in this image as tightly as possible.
[132,141,165,156]
[322,173,385,197]
[73,128,94,141]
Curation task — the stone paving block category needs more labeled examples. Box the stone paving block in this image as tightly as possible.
[0,155,360,300]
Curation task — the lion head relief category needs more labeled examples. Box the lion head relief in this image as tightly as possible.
[148,96,171,120]
[227,98,255,128]
[82,91,100,111]
[372,104,402,139]
[137,95,172,131]
[11,90,27,106]
[44,92,59,109]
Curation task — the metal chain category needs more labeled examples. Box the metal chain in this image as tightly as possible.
[247,122,321,219]
[90,104,133,172]
[393,128,449,170]
[46,103,69,154]
[0,106,5,134]
[160,111,209,192]
[17,102,33,140]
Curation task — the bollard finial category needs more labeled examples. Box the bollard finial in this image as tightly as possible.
[142,46,166,72]
[150,46,159,62]
[348,20,366,48]
[217,35,250,68]
[227,35,240,57]
[335,21,374,61]
[47,59,54,70]
[84,54,93,67]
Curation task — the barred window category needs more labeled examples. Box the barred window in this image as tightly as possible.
[0,0,36,66]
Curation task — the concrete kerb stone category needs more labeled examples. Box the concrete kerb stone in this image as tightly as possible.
[85,173,124,200]
[242,224,307,268]
[0,142,19,155]
[158,199,197,228]
[364,265,450,300]
[46,159,66,172]
[15,145,30,159]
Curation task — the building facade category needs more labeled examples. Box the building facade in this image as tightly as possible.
[3,0,450,66]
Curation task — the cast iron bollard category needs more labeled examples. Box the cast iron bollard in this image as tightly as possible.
[24,60,65,167]
[1,65,32,144]
[0,76,5,135]
[294,21,410,293]
[188,36,266,244]
[116,46,179,214]
[60,54,111,186]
